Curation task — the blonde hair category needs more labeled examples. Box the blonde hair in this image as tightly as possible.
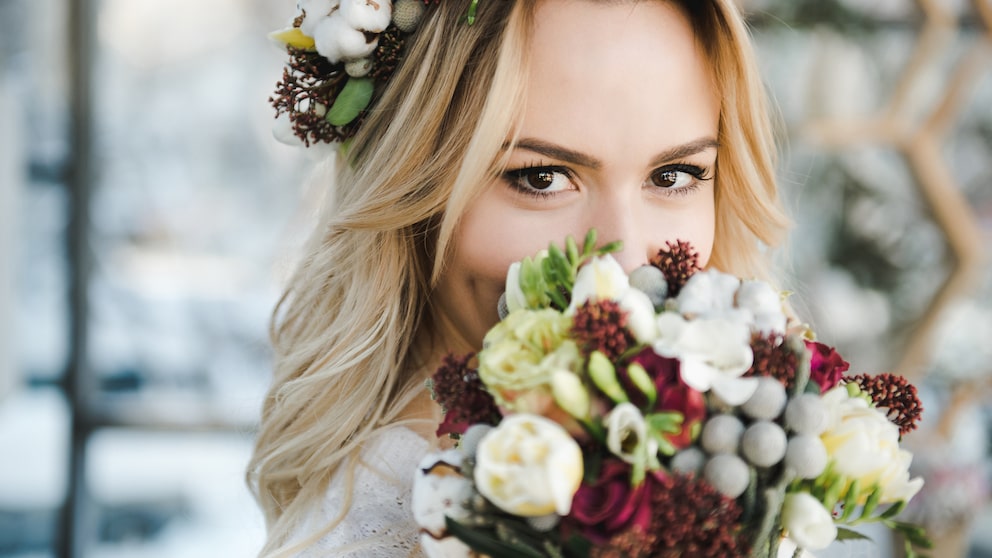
[247,1,789,555]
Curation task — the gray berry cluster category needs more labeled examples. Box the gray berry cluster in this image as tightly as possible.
[671,378,830,499]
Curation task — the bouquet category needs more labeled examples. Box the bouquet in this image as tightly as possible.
[412,231,929,558]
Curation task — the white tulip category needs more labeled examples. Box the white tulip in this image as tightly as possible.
[619,288,659,343]
[656,316,757,405]
[504,261,527,313]
[474,414,583,516]
[605,402,658,465]
[782,492,837,550]
[567,255,629,313]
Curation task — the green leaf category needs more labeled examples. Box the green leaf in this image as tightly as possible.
[597,240,623,255]
[566,236,579,266]
[582,230,597,257]
[838,478,860,522]
[445,517,546,558]
[878,499,907,521]
[860,484,883,521]
[835,527,873,542]
[325,78,374,126]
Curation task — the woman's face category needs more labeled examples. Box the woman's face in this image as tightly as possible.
[435,0,720,352]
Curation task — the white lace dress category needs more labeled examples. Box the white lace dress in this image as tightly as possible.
[293,427,431,557]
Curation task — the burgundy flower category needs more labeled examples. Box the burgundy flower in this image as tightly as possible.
[806,340,849,392]
[628,349,707,449]
[430,353,501,437]
[567,459,663,544]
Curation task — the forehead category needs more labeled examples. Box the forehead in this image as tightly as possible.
[520,0,719,158]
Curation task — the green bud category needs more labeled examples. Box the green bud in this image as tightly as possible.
[588,351,628,404]
[626,363,657,407]
[551,370,591,420]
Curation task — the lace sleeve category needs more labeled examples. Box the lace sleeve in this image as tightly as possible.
[292,427,432,558]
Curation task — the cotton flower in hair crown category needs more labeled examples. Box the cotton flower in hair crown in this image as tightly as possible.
[414,230,932,558]
[269,0,479,147]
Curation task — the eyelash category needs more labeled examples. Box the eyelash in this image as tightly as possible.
[502,162,712,199]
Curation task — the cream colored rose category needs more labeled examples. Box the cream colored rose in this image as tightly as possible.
[820,386,924,504]
[474,414,583,517]
[782,492,837,550]
[478,309,580,411]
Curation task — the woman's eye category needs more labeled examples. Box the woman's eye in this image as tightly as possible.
[505,167,573,195]
[648,164,709,191]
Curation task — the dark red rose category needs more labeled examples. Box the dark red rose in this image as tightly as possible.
[806,340,849,392]
[568,459,664,544]
[627,349,707,449]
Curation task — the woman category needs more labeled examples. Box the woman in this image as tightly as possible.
[248,0,790,556]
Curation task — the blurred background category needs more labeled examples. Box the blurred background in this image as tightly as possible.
[0,0,989,557]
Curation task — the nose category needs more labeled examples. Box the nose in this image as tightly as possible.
[585,194,657,273]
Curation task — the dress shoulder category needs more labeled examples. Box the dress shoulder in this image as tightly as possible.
[292,426,432,557]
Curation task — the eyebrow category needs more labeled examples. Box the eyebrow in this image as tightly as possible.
[507,137,720,170]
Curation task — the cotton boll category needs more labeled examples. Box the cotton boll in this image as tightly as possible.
[312,12,378,62]
[420,534,472,558]
[299,0,339,37]
[339,0,392,32]
[412,451,473,536]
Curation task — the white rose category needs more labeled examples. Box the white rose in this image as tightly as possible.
[820,387,924,504]
[736,280,787,335]
[605,402,658,465]
[676,269,740,317]
[653,315,757,405]
[474,414,583,516]
[782,492,837,550]
[567,255,629,312]
[339,0,392,32]
[412,451,474,536]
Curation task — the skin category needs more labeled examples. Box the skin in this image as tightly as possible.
[433,0,721,358]
[402,0,722,434]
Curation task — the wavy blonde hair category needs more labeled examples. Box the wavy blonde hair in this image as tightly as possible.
[248,1,790,556]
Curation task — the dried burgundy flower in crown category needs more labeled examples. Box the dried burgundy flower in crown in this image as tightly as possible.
[649,240,701,297]
[845,373,923,436]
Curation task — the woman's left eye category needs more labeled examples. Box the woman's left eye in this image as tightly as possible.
[648,164,710,192]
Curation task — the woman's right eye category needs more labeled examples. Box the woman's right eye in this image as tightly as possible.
[503,166,574,196]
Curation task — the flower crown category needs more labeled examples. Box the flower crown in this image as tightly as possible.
[270,0,478,147]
